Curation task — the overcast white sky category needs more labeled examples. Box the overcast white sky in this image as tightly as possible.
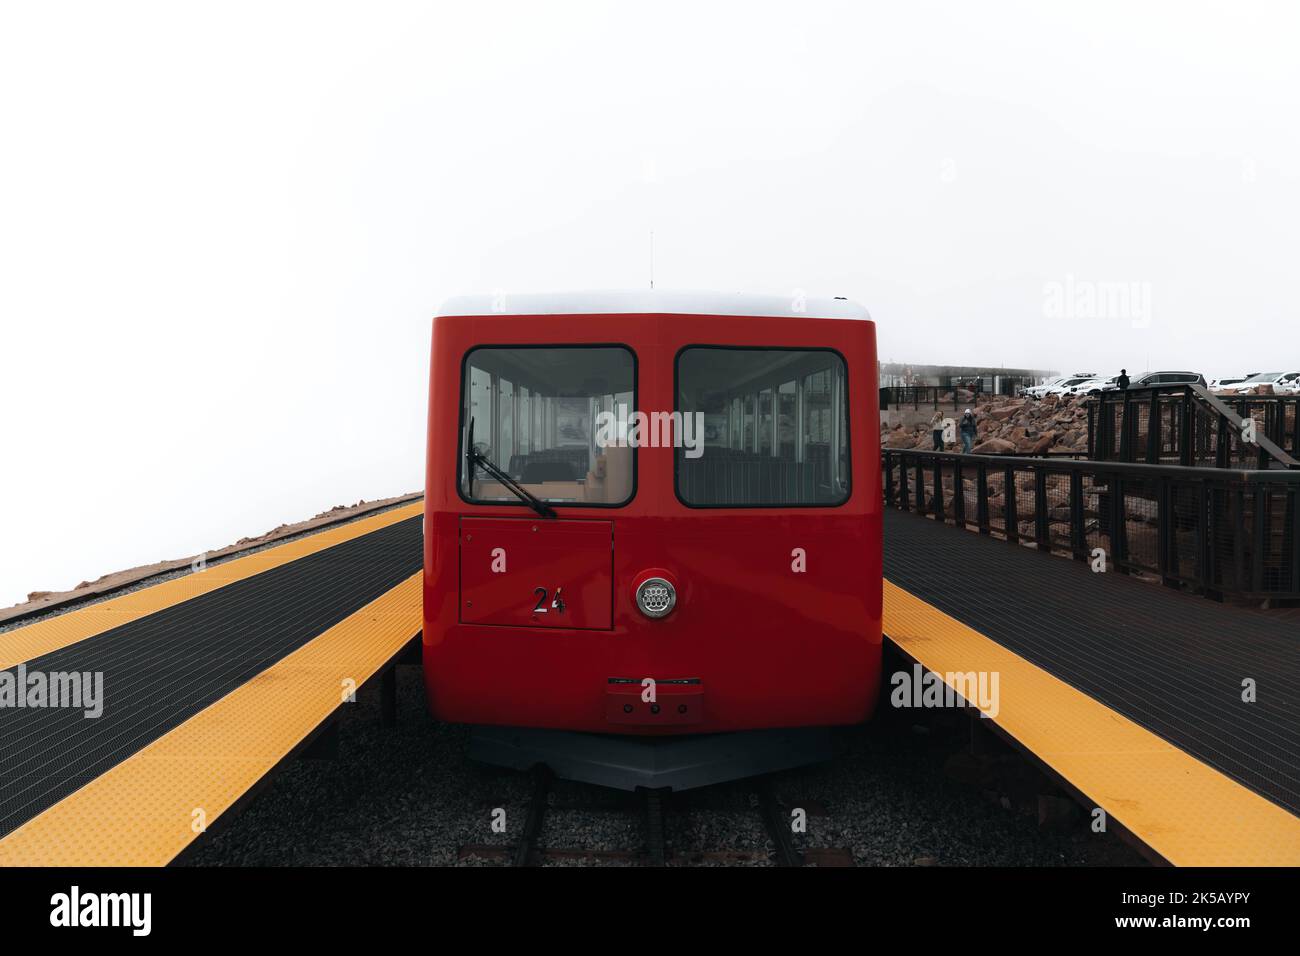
[1,0,1297,605]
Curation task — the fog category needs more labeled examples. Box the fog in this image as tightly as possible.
[2,0,1296,604]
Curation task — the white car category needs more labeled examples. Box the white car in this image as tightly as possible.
[1276,372,1300,395]
[1062,375,1119,397]
[1220,371,1300,395]
[1209,376,1250,392]
[1043,375,1099,397]
[1024,373,1096,399]
[1022,376,1067,399]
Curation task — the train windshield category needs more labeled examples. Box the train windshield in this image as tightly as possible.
[460,346,635,506]
[676,347,850,507]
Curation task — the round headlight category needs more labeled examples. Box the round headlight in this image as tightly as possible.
[635,577,676,619]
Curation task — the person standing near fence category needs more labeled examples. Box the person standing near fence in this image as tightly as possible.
[959,408,977,453]
[929,409,945,451]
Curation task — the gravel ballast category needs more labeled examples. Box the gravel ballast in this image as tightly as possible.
[183,668,1146,867]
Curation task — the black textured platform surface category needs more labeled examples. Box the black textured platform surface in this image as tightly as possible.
[0,515,423,839]
[883,508,1300,817]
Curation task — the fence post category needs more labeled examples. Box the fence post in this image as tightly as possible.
[932,457,945,522]
[899,454,911,511]
[1215,412,1230,468]
[1087,400,1096,459]
[953,459,966,526]
[1251,485,1266,594]
[1146,395,1161,464]
[883,451,896,506]
[1230,485,1245,592]
[976,461,990,534]
[1004,465,1019,543]
[1287,486,1300,596]
[1111,474,1128,572]
[1034,468,1049,550]
[1119,393,1133,462]
[1200,483,1211,593]
[1284,395,1294,455]
[1070,470,1086,560]
[1098,392,1113,461]
[1179,390,1193,466]
[1157,476,1175,587]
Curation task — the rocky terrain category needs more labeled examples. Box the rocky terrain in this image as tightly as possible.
[883,394,1089,456]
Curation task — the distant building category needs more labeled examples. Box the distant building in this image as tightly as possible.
[879,362,1056,397]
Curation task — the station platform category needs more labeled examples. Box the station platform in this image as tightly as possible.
[0,500,424,865]
[4,494,1297,867]
[882,507,1300,866]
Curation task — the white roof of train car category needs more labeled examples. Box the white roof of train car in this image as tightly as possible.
[436,290,871,320]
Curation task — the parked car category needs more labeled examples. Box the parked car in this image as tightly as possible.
[1099,370,1207,391]
[1025,373,1096,399]
[1044,375,1100,397]
[1064,375,1120,397]
[1022,376,1066,399]
[1220,371,1300,395]
[1208,376,1250,391]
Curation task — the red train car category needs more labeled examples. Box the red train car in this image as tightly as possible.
[423,291,882,788]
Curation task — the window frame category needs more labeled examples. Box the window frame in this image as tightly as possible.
[456,343,639,510]
[672,344,853,510]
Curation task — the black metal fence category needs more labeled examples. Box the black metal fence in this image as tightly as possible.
[882,448,1300,603]
[880,383,983,411]
[1088,385,1300,469]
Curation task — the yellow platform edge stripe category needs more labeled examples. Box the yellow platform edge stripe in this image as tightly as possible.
[883,579,1300,867]
[0,501,424,671]
[8,565,1291,866]
[0,573,423,867]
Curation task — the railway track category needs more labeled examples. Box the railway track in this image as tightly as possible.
[458,767,856,867]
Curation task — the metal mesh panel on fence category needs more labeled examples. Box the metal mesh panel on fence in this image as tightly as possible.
[1089,388,1300,469]
[882,448,1300,601]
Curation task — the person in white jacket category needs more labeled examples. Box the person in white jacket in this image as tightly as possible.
[929,409,946,451]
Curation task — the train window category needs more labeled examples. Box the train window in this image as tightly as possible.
[460,346,635,507]
[676,347,850,507]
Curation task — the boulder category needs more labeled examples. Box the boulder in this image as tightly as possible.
[973,437,1016,454]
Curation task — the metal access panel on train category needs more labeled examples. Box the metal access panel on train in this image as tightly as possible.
[459,517,613,630]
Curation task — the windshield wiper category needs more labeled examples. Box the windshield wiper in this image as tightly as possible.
[466,417,557,519]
